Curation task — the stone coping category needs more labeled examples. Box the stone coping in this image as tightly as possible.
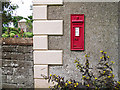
[0,38,33,45]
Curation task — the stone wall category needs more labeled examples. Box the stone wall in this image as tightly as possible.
[0,1,2,88]
[2,38,34,88]
[118,1,120,81]
[48,2,119,81]
[0,1,2,37]
[0,47,1,90]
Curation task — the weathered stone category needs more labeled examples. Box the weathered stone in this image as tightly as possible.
[27,46,33,53]
[2,38,33,45]
[2,60,18,67]
[16,84,26,88]
[2,44,33,88]
[16,46,28,53]
[118,1,120,81]
[2,45,16,52]
[24,53,33,61]
[2,52,11,59]
[0,59,2,67]
[2,45,33,53]
[24,75,34,88]
[48,2,119,81]
[0,68,2,89]
[2,83,17,88]
[0,52,2,59]
[13,61,33,75]
[0,1,2,38]
[6,75,15,84]
[2,67,13,75]
[2,75,7,83]
[0,45,2,50]
[11,53,25,60]
[14,75,27,84]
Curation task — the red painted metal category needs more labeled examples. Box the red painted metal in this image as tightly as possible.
[71,14,84,50]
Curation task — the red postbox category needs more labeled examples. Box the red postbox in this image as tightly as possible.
[71,14,84,50]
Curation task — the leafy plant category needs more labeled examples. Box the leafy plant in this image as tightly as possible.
[2,1,33,38]
[2,27,8,33]
[42,51,120,89]
[74,55,95,88]
[24,16,33,31]
[94,51,115,88]
[2,2,19,27]
[24,32,33,38]
[11,16,24,28]
[2,33,9,38]
[10,33,15,38]
[1,27,33,38]
[42,74,86,89]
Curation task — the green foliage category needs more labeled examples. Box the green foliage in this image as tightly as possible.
[10,31,18,35]
[1,27,33,38]
[10,33,15,38]
[24,16,33,31]
[2,33,9,38]
[12,16,24,28]
[94,51,115,88]
[2,27,8,33]
[24,32,33,38]
[2,1,33,38]
[2,2,19,27]
[2,2,24,28]
[43,51,120,89]
[74,55,95,88]
[42,74,86,89]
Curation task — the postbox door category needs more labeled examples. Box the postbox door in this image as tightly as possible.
[73,26,83,49]
[71,14,84,50]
